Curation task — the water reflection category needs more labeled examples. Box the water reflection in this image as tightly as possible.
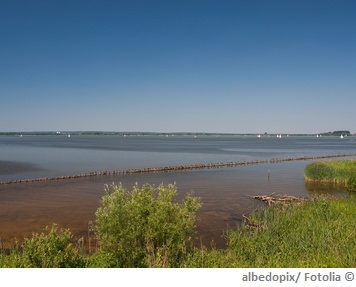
[305,181,350,197]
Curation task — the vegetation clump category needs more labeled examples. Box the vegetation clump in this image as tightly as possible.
[92,183,201,267]
[186,193,356,267]
[0,225,85,268]
[304,160,356,191]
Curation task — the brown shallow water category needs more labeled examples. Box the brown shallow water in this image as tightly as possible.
[0,160,350,249]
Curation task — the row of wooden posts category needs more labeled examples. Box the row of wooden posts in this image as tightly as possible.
[1,153,356,185]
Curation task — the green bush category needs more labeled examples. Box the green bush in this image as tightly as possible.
[21,225,86,268]
[92,183,201,267]
[0,225,86,268]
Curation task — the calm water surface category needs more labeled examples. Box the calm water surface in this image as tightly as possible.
[0,135,355,247]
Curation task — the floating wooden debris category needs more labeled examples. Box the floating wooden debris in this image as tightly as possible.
[252,194,307,205]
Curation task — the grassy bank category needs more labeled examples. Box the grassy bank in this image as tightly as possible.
[304,160,356,190]
[1,184,355,268]
[186,194,356,267]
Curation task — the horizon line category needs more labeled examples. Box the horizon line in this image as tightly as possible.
[0,130,354,136]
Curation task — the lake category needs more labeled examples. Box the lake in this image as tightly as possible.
[0,134,355,247]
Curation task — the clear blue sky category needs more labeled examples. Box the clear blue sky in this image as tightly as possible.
[1,0,355,134]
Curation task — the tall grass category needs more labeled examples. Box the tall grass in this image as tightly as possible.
[186,194,356,267]
[304,160,356,190]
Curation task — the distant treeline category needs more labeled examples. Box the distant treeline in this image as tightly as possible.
[320,130,351,136]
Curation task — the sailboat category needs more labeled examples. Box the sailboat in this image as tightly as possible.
[340,135,344,139]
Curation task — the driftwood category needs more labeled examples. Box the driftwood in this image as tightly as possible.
[252,194,307,205]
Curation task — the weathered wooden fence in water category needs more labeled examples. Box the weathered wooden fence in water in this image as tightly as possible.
[1,153,356,185]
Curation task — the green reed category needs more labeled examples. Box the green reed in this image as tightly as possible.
[304,160,356,190]
[186,194,356,267]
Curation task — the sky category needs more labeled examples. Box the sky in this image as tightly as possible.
[1,0,355,134]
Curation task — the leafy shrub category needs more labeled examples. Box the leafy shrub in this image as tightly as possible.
[92,183,201,267]
[20,224,85,268]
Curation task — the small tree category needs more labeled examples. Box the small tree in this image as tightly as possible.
[93,183,201,267]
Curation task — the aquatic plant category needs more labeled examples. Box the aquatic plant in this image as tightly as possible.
[304,160,356,190]
[186,194,356,267]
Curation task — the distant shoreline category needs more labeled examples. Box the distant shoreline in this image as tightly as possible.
[0,131,354,137]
